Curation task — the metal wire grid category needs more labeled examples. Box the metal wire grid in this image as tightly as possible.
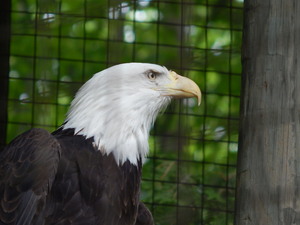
[3,0,243,224]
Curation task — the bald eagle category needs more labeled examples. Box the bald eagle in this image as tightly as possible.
[0,63,201,225]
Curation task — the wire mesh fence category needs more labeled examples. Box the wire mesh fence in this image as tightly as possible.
[3,0,243,224]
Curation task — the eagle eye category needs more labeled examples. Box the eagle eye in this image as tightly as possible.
[146,70,160,81]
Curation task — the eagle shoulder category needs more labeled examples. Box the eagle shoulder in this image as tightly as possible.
[0,128,61,225]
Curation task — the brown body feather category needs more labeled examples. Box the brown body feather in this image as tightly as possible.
[0,128,153,225]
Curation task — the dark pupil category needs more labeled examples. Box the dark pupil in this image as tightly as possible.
[149,72,155,79]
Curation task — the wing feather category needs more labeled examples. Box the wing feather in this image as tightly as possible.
[0,128,61,225]
[135,202,154,225]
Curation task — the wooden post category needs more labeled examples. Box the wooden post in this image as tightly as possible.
[235,0,300,224]
[0,0,11,150]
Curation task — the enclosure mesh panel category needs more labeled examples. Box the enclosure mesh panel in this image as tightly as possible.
[4,0,243,224]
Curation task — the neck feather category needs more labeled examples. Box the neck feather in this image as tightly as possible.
[63,79,170,165]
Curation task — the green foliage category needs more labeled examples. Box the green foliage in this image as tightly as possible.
[8,0,243,224]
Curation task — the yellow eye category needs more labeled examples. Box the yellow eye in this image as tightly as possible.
[146,70,160,80]
[148,72,156,80]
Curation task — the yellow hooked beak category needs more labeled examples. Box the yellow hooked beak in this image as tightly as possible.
[163,71,201,106]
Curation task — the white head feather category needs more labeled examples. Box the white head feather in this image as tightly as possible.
[63,63,173,165]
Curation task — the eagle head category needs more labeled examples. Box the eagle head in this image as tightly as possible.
[63,63,201,165]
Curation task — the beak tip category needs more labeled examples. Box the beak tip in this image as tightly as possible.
[194,87,201,106]
[197,94,201,106]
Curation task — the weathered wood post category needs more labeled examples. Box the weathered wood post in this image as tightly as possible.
[235,0,300,224]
